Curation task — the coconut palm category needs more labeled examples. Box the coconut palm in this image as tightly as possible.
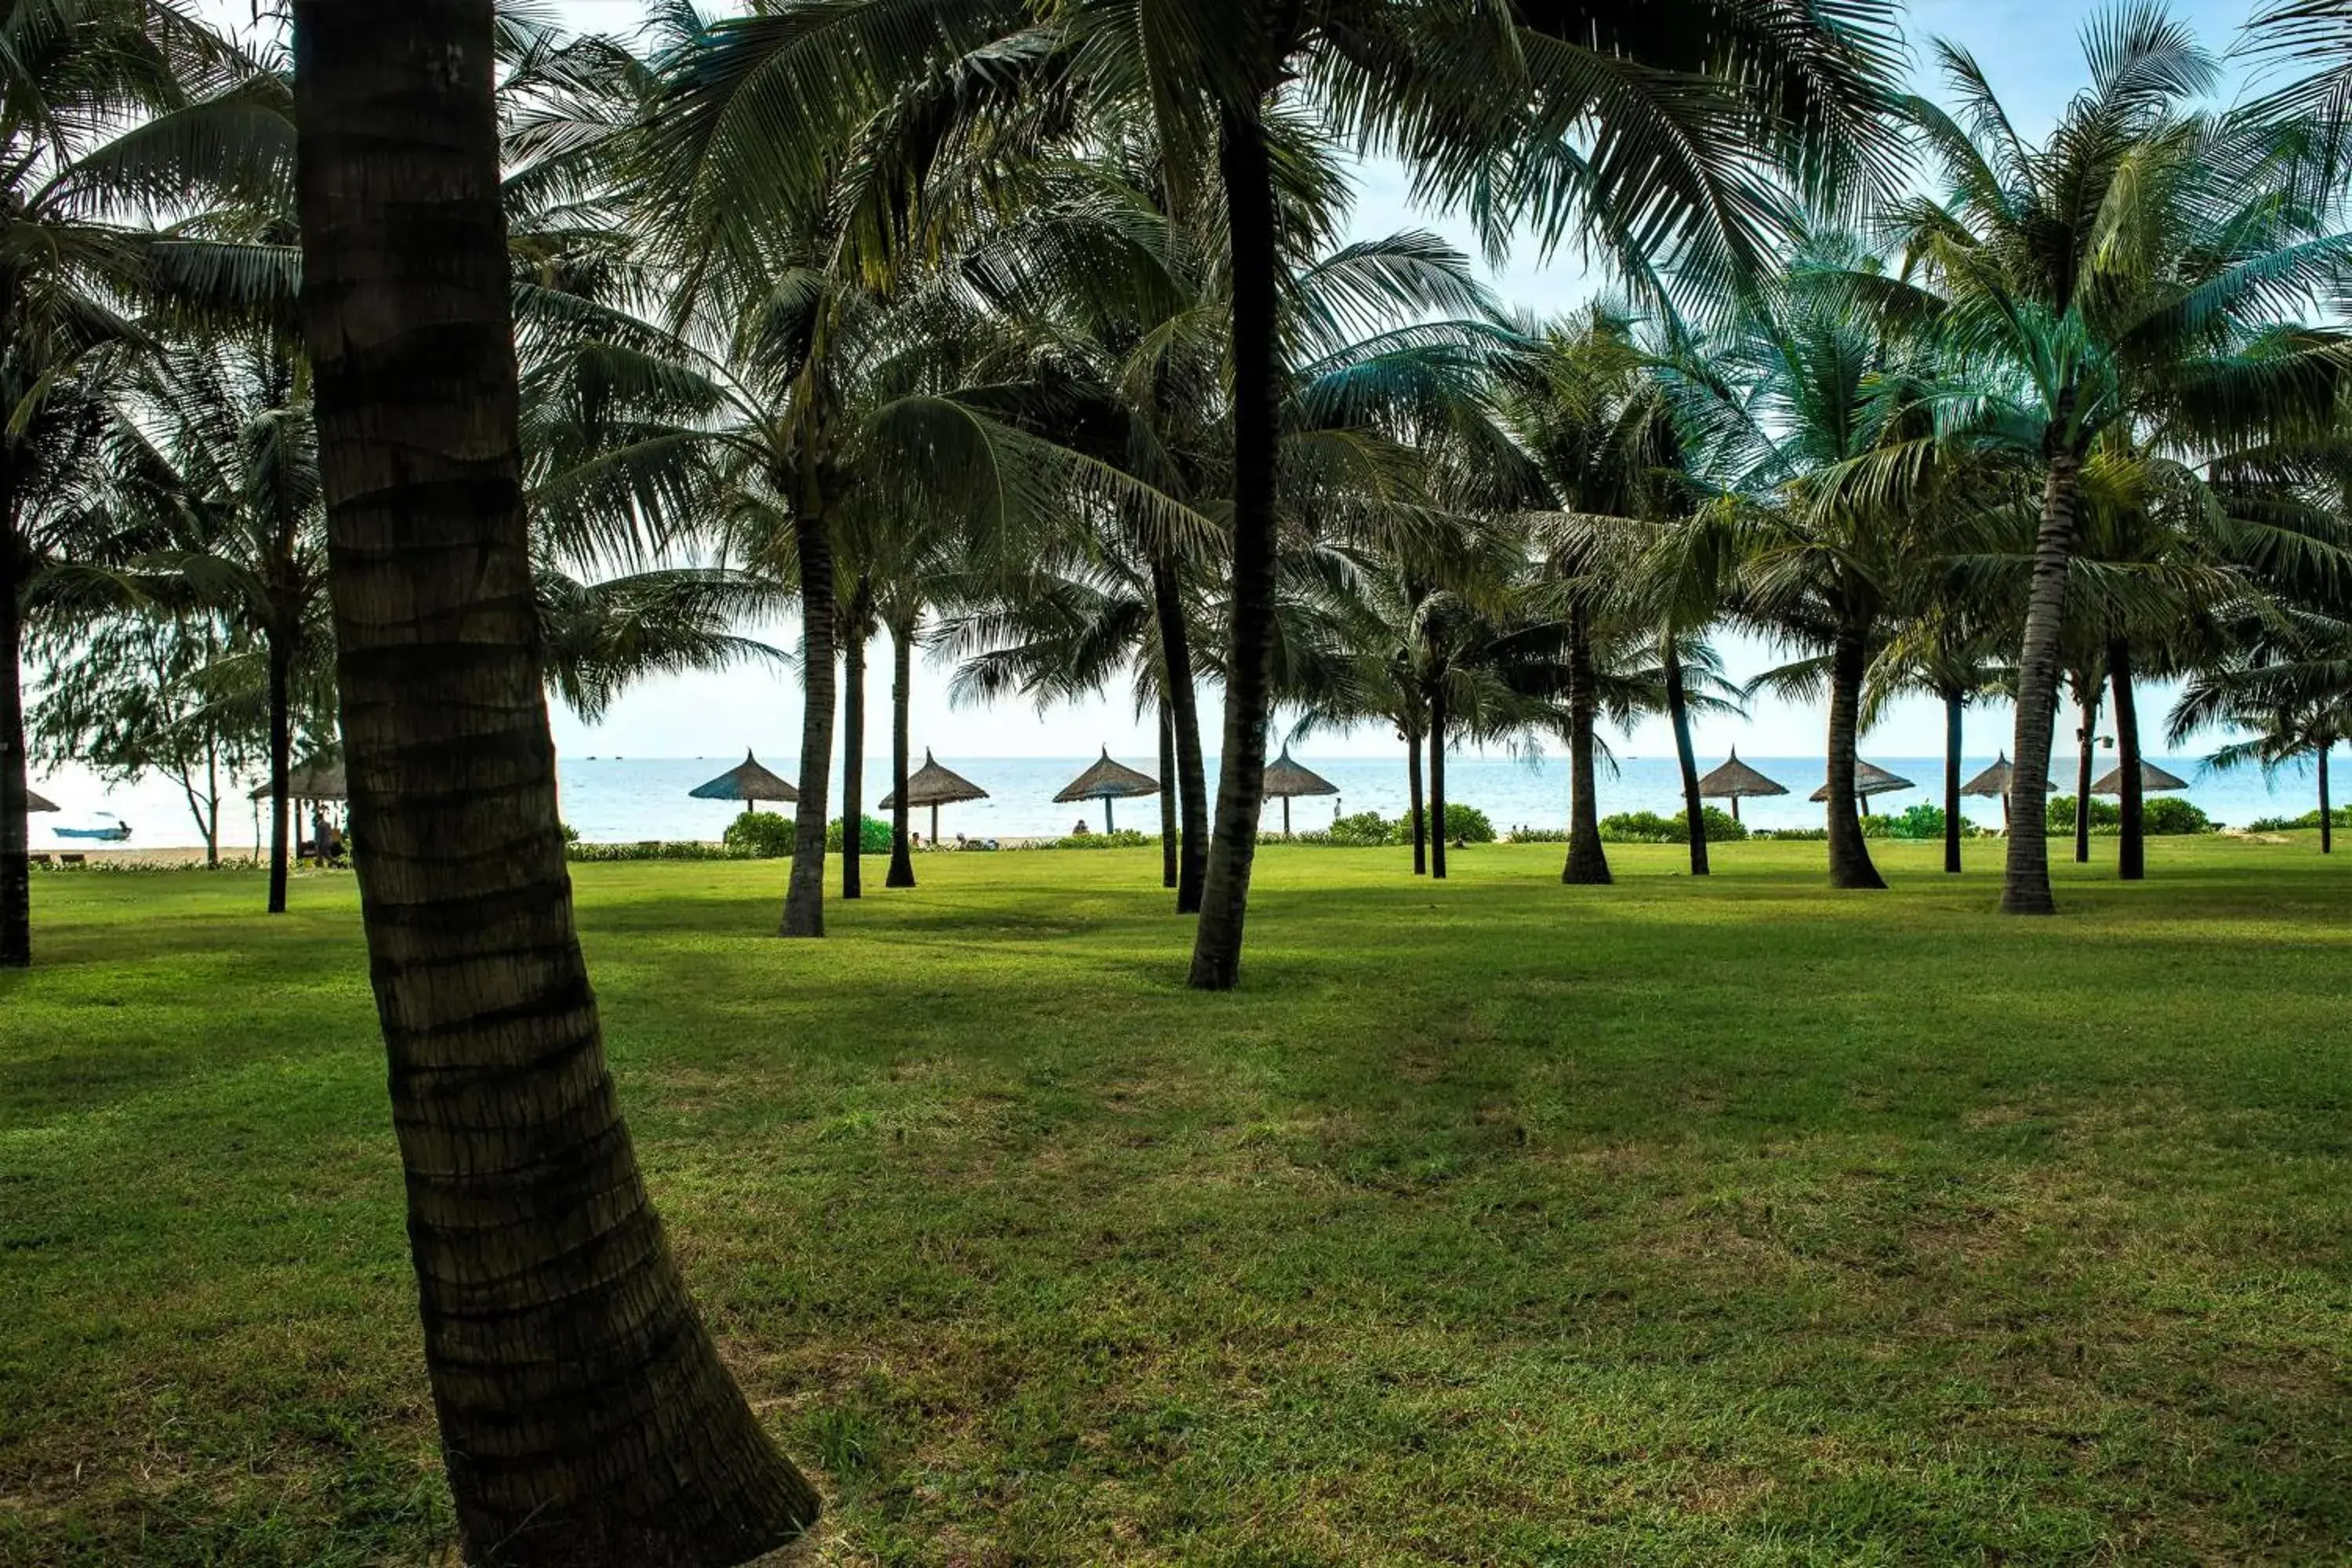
[2173,626,2352,852]
[290,2,820,1559]
[1867,608,2012,873]
[648,0,1907,985]
[1878,5,2352,913]
[1,0,292,964]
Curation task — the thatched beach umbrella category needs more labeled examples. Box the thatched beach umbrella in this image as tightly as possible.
[690,750,798,818]
[1809,759,1914,817]
[27,788,57,814]
[250,752,348,802]
[1261,744,1338,834]
[1695,748,1787,823]
[2091,760,2189,795]
[1960,750,2049,827]
[1054,747,1158,833]
[880,749,989,844]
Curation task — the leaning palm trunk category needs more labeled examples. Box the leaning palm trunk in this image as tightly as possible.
[1189,107,1280,991]
[1665,644,1708,877]
[1825,626,1885,890]
[292,4,820,1560]
[782,508,834,938]
[2002,444,2081,913]
[1429,684,1449,880]
[1158,699,1178,887]
[0,535,27,968]
[2071,672,2100,866]
[886,617,915,887]
[1406,725,1427,875]
[267,630,292,913]
[1563,618,1610,885]
[2109,639,2143,881]
[840,594,867,902]
[1149,552,1207,913]
[1942,689,1964,876]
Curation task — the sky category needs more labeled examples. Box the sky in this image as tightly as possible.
[201,0,2270,764]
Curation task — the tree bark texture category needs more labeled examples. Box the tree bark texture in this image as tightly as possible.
[1825,625,1885,890]
[1429,683,1448,881]
[1189,107,1281,989]
[886,616,915,887]
[2073,673,2100,866]
[2002,445,2080,913]
[2321,747,2333,855]
[1,521,27,968]
[293,5,819,1563]
[267,629,292,913]
[782,508,834,937]
[2109,639,2143,881]
[1158,699,1178,888]
[840,590,867,901]
[1563,614,1611,884]
[1666,643,1708,877]
[1150,550,1207,913]
[1943,689,1963,876]
[1406,726,1427,876]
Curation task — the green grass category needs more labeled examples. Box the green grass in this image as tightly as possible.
[3,839,2349,1566]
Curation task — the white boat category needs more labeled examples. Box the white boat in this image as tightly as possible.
[52,811,132,843]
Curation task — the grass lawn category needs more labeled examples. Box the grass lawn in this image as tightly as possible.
[2,837,2348,1566]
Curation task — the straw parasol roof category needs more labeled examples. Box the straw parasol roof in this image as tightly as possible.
[1809,760,1914,802]
[1262,745,1338,800]
[880,750,988,810]
[1960,751,2018,798]
[250,752,347,800]
[27,788,57,813]
[2091,759,2189,795]
[1054,747,1159,803]
[1696,749,1788,800]
[690,750,797,804]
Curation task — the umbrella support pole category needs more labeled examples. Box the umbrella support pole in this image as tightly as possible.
[1730,797,1740,825]
[931,804,939,846]
[1105,797,1113,834]
[1281,797,1290,836]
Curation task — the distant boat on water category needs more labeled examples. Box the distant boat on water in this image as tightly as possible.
[53,812,132,843]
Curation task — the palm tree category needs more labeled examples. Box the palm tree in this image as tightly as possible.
[2174,634,2352,853]
[1,0,291,964]
[118,329,326,913]
[291,3,818,1559]
[1883,5,2352,913]
[651,0,1906,985]
[1867,609,2011,874]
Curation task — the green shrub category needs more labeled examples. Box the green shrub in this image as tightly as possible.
[2245,805,2352,831]
[1752,826,1828,840]
[1329,811,1406,848]
[1507,826,1568,842]
[2141,797,2212,835]
[1886,803,1944,840]
[826,815,895,854]
[568,840,751,862]
[1598,806,1748,844]
[1050,829,1152,850]
[1443,803,1495,844]
[723,811,794,857]
[2046,794,2121,832]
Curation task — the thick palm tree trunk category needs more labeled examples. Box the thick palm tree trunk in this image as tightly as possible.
[292,5,819,1561]
[1665,643,1708,877]
[1563,616,1610,885]
[2002,444,2081,913]
[1943,689,1964,876]
[2108,639,2143,881]
[1189,107,1281,990]
[840,593,867,902]
[1429,684,1448,880]
[782,510,834,938]
[886,616,915,887]
[1406,726,1427,875]
[0,527,27,969]
[2072,673,2100,866]
[1825,626,1885,890]
[267,629,292,913]
[1158,699,1178,887]
[1150,552,1208,913]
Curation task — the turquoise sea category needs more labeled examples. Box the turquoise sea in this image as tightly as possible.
[40,750,2317,851]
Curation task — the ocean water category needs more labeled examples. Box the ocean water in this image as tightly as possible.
[29,749,2335,849]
